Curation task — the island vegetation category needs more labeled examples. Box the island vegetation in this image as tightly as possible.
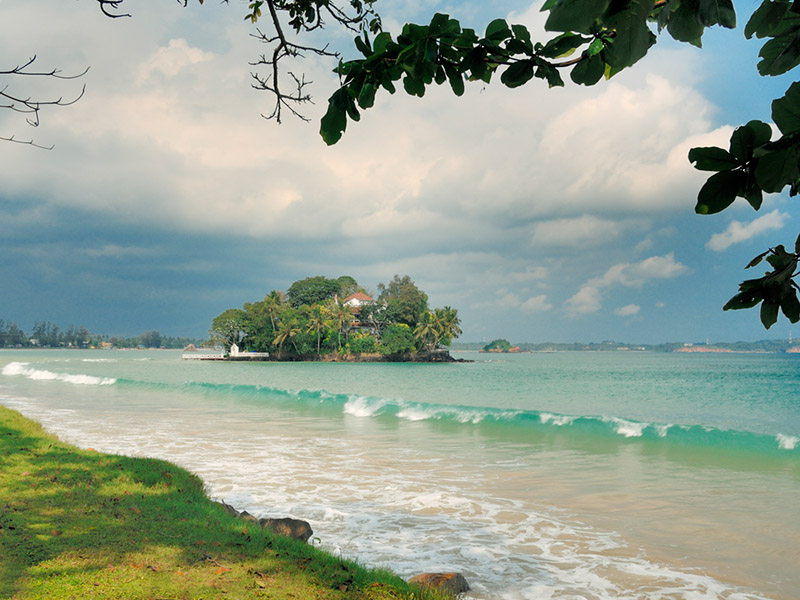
[480,339,520,353]
[209,275,462,361]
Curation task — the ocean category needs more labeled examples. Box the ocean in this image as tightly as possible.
[0,349,797,600]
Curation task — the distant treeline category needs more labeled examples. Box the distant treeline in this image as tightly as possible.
[0,319,204,350]
[452,339,800,353]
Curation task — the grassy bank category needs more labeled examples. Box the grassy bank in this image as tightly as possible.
[0,406,442,600]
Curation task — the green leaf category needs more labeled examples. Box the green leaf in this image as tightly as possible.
[743,178,764,210]
[536,63,565,87]
[746,250,771,268]
[428,12,452,35]
[698,0,736,28]
[444,65,465,96]
[730,122,767,161]
[320,102,347,146]
[545,0,612,34]
[539,32,586,59]
[485,18,512,41]
[755,145,800,192]
[501,60,535,88]
[666,2,705,45]
[355,33,371,57]
[373,32,394,54]
[795,232,800,254]
[695,170,745,214]
[723,289,762,310]
[603,0,657,68]
[434,64,447,85]
[402,73,426,97]
[345,93,360,122]
[757,32,800,76]
[570,53,605,85]
[780,289,800,322]
[688,146,740,171]
[465,47,488,80]
[357,82,377,109]
[772,82,800,134]
[761,300,780,328]
[512,23,532,46]
[746,0,788,39]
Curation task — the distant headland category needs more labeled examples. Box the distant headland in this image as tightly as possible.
[455,338,800,354]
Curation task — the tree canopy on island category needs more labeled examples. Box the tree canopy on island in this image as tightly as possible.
[5,0,800,329]
[209,275,462,359]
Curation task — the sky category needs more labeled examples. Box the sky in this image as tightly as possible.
[1,0,798,344]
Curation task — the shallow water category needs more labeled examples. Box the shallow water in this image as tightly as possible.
[1,349,798,599]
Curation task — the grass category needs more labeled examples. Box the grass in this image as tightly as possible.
[0,406,446,600]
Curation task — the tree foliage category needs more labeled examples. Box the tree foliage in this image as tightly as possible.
[377,275,429,328]
[316,0,800,330]
[211,274,459,359]
[482,338,513,352]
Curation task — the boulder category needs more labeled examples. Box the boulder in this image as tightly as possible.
[214,499,240,517]
[408,572,470,596]
[238,510,259,524]
[259,517,313,542]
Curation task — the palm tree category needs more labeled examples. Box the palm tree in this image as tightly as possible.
[305,305,329,359]
[324,299,355,351]
[414,310,438,351]
[262,290,284,333]
[436,306,462,347]
[273,317,300,358]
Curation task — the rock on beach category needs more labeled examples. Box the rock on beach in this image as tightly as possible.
[408,572,470,596]
[215,501,313,542]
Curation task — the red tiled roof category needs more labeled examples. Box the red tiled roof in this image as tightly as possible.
[343,292,374,303]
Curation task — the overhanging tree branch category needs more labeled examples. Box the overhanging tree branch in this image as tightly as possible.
[0,56,89,149]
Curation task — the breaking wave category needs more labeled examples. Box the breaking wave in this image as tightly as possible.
[2,362,116,386]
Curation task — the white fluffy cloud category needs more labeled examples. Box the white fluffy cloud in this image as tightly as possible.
[706,210,789,251]
[531,215,639,248]
[615,304,641,317]
[566,253,688,315]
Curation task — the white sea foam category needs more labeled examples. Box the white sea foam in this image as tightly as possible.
[396,405,433,421]
[607,417,646,438]
[343,396,386,417]
[2,362,116,385]
[539,412,575,426]
[776,433,799,450]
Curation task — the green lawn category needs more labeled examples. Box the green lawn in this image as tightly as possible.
[0,406,442,600]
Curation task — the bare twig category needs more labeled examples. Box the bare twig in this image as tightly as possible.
[0,134,54,150]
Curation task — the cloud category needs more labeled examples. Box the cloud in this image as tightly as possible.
[615,304,641,317]
[138,38,214,80]
[566,253,688,315]
[521,295,553,313]
[565,286,602,315]
[530,215,636,248]
[487,289,552,313]
[0,0,768,344]
[706,210,789,251]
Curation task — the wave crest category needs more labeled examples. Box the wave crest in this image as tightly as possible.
[2,362,116,386]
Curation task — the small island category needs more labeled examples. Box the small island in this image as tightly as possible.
[480,338,521,353]
[205,275,463,362]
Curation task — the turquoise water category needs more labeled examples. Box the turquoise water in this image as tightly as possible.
[1,349,798,599]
